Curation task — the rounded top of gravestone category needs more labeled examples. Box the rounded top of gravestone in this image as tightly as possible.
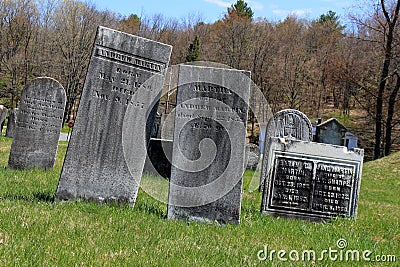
[22,77,66,103]
[266,109,313,141]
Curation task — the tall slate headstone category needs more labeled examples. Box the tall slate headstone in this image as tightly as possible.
[167,64,250,224]
[261,137,364,221]
[260,109,313,189]
[55,26,172,205]
[5,108,18,138]
[8,78,66,169]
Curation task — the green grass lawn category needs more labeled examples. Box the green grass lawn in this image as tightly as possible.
[0,136,398,266]
[61,123,72,134]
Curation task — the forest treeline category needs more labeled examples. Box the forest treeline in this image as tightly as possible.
[0,0,399,160]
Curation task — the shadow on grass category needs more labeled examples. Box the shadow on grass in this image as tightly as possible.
[1,189,168,219]
[133,199,167,219]
[0,191,55,202]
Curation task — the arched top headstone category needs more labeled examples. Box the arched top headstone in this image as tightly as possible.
[266,109,313,141]
[8,77,66,169]
[260,109,313,190]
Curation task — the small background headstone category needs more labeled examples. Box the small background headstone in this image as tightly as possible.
[0,105,8,135]
[244,143,261,171]
[5,108,18,138]
[8,77,66,169]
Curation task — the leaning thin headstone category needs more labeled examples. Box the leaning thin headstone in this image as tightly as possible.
[55,26,172,205]
[260,109,313,189]
[5,108,18,138]
[261,137,364,221]
[167,64,250,224]
[8,78,66,169]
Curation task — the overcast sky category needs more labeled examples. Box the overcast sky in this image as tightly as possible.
[92,0,360,23]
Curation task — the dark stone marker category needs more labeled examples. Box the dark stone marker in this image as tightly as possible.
[167,64,250,224]
[261,137,364,221]
[143,138,173,178]
[260,109,313,189]
[5,108,18,138]
[55,26,172,205]
[8,78,66,169]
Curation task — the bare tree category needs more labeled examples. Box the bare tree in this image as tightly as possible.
[350,0,400,158]
[0,0,38,108]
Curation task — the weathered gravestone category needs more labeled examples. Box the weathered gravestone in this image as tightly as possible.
[245,143,261,171]
[261,137,364,221]
[55,26,172,205]
[8,78,66,169]
[5,108,18,138]
[0,105,8,135]
[260,109,313,189]
[167,64,250,224]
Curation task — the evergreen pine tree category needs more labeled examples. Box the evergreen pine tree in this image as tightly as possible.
[186,35,201,62]
[227,0,254,19]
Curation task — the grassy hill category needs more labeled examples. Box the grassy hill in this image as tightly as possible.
[0,136,398,266]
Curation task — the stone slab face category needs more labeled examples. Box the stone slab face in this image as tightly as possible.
[167,64,250,224]
[55,26,172,205]
[8,78,66,169]
[261,137,364,221]
[260,109,313,189]
[5,108,18,138]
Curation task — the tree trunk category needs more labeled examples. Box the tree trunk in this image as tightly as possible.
[384,74,400,155]
[374,0,400,159]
